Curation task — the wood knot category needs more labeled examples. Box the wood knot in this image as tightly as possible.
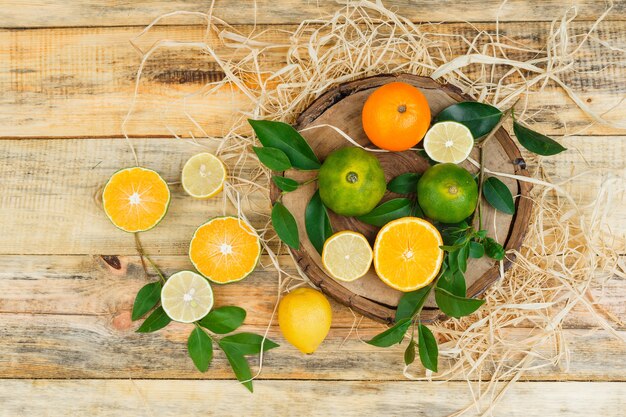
[111,310,133,331]
[101,255,122,270]
[513,158,527,170]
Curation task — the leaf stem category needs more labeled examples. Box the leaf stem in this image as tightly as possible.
[299,176,318,187]
[134,233,166,284]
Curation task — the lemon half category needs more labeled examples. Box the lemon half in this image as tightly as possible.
[322,231,373,282]
[181,153,227,199]
[423,121,474,164]
[161,271,214,323]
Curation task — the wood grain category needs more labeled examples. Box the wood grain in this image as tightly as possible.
[0,0,623,27]
[0,380,624,417]
[0,136,623,256]
[1,21,625,138]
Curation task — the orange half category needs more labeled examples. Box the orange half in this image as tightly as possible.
[102,167,170,233]
[373,217,444,292]
[189,216,261,284]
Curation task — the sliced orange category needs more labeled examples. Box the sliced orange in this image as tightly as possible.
[373,217,444,292]
[189,216,261,284]
[102,167,170,233]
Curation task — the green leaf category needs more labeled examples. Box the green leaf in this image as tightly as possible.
[187,327,213,372]
[437,268,466,298]
[411,200,425,218]
[305,190,333,255]
[439,243,464,252]
[513,121,567,156]
[252,146,292,171]
[198,306,246,334]
[435,287,485,318]
[272,176,299,193]
[136,306,171,333]
[404,338,416,366]
[131,281,162,321]
[475,229,487,240]
[219,341,254,393]
[387,173,420,194]
[435,102,503,139]
[366,319,411,347]
[457,243,469,273]
[219,333,280,355]
[248,119,321,170]
[418,324,438,372]
[469,240,485,258]
[483,177,515,215]
[484,237,505,260]
[448,248,459,272]
[395,285,433,322]
[357,198,412,227]
[271,202,300,250]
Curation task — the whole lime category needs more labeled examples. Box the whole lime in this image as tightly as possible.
[417,163,478,224]
[318,147,386,217]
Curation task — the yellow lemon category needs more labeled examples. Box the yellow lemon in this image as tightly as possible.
[278,288,332,354]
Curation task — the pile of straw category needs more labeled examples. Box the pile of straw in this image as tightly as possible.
[122,1,625,414]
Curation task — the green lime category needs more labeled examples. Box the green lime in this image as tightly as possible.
[318,147,386,217]
[417,163,478,224]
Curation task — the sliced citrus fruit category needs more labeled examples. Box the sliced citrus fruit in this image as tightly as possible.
[161,270,214,323]
[181,152,227,199]
[423,121,474,164]
[322,231,373,282]
[189,216,261,284]
[373,217,444,292]
[102,167,170,232]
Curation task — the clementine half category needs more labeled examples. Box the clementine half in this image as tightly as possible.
[362,82,431,151]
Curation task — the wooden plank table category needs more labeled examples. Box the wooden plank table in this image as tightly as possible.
[0,1,625,416]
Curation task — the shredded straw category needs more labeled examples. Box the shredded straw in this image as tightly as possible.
[122,0,625,414]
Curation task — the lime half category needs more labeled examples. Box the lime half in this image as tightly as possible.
[322,231,373,282]
[161,271,214,323]
[181,153,227,199]
[423,121,474,164]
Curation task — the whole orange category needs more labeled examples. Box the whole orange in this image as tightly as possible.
[362,82,431,151]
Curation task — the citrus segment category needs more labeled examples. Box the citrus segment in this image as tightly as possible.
[423,121,474,164]
[278,288,332,354]
[189,217,261,284]
[102,167,170,232]
[181,152,227,199]
[362,82,431,151]
[161,270,214,323]
[322,231,373,282]
[373,217,444,292]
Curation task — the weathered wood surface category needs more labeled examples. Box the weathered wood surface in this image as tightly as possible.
[0,380,624,417]
[1,0,624,27]
[1,21,625,138]
[0,137,623,256]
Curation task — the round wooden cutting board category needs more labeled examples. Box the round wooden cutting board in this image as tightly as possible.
[270,74,532,324]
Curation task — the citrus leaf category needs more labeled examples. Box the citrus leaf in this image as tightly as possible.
[366,318,411,347]
[411,200,425,218]
[272,176,299,193]
[448,248,459,272]
[395,285,433,322]
[219,341,254,393]
[187,327,213,372]
[252,146,292,171]
[457,243,469,273]
[136,306,171,333]
[483,177,515,215]
[305,190,333,255]
[435,287,485,318]
[357,198,412,227]
[271,202,300,250]
[387,173,420,194]
[131,281,162,321]
[248,119,321,170]
[404,338,416,366]
[434,102,503,139]
[437,268,466,298]
[469,240,485,258]
[219,333,280,355]
[513,121,567,156]
[484,237,505,260]
[198,306,246,334]
[418,324,438,372]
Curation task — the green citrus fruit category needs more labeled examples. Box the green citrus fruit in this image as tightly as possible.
[417,163,478,224]
[318,147,386,217]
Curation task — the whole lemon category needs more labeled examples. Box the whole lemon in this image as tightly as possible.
[318,147,386,217]
[278,287,332,354]
[417,163,478,224]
